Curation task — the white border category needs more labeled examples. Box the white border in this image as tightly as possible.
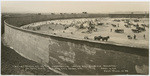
[0,0,149,76]
[1,0,150,1]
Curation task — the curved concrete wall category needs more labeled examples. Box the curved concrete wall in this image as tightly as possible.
[3,15,148,75]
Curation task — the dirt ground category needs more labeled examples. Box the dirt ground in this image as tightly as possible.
[22,18,149,49]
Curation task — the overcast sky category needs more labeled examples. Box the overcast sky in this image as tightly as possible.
[1,1,149,13]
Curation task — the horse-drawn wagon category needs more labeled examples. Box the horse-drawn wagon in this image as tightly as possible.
[94,35,110,41]
[124,24,131,28]
[134,19,140,22]
[111,24,116,27]
[131,29,141,33]
[136,27,146,31]
[115,29,124,33]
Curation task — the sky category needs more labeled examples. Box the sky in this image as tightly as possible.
[1,1,149,14]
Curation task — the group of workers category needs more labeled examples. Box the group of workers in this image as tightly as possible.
[132,34,146,40]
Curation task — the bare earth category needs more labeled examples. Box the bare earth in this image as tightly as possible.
[21,18,149,49]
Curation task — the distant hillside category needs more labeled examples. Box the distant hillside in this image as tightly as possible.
[111,11,149,14]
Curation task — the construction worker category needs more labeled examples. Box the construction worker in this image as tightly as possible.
[118,24,119,27]
[110,29,112,32]
[143,34,146,39]
[134,34,136,39]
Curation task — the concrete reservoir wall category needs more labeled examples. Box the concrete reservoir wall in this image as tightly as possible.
[3,14,149,75]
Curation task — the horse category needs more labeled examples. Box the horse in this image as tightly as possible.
[127,35,132,39]
[64,26,69,30]
[111,24,116,27]
[115,29,124,33]
[101,36,110,41]
[94,36,102,41]
[136,27,145,31]
[141,24,147,27]
[124,24,131,28]
[84,36,89,39]
[132,29,141,33]
[54,33,56,35]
